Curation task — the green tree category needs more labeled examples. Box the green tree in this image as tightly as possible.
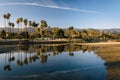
[31,21,39,38]
[81,29,89,40]
[0,30,6,39]
[19,31,29,39]
[52,27,59,39]
[40,20,48,39]
[40,20,47,29]
[66,26,75,41]
[57,29,65,38]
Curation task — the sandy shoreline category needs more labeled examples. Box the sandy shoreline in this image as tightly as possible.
[0,39,120,45]
[75,42,120,46]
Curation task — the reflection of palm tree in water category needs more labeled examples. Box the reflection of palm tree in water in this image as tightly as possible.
[17,51,20,66]
[17,51,23,66]
[68,44,74,56]
[4,52,11,71]
[33,55,39,62]
[20,51,23,66]
[29,49,32,63]
[69,52,74,56]
[6,51,15,71]
[9,51,15,62]
[40,54,48,64]
[24,51,28,65]
[4,45,97,70]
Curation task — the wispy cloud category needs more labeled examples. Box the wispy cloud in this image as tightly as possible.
[0,0,104,15]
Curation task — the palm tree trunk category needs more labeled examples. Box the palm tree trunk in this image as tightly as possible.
[21,23,22,32]
[4,19,6,30]
[4,19,7,40]
[18,24,19,34]
[34,27,36,38]
[26,26,27,32]
[12,27,14,39]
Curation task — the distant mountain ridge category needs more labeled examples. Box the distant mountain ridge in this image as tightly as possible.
[0,27,120,34]
[74,28,120,34]
[101,28,120,34]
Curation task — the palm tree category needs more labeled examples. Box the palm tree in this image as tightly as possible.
[31,21,36,31]
[32,21,39,31]
[11,23,15,38]
[16,19,20,34]
[35,23,39,30]
[31,21,39,38]
[6,13,11,22]
[23,18,28,32]
[11,23,15,31]
[3,14,7,31]
[3,14,7,40]
[19,18,23,32]
[8,22,12,33]
[23,18,28,39]
[28,21,32,33]
[6,13,11,28]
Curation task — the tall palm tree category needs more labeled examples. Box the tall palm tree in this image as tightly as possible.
[35,23,39,38]
[11,23,15,39]
[16,19,20,34]
[23,18,28,32]
[19,18,23,32]
[31,21,39,38]
[6,13,11,22]
[11,23,15,32]
[6,13,11,28]
[35,23,39,30]
[23,18,28,39]
[28,21,32,33]
[3,14,7,40]
[3,14,7,31]
[31,21,36,31]
[8,22,12,33]
[32,21,39,31]
[8,22,13,39]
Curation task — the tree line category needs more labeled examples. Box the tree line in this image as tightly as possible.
[0,13,120,42]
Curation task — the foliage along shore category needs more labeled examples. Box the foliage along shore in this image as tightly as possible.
[0,39,69,45]
[0,13,120,44]
[0,39,120,45]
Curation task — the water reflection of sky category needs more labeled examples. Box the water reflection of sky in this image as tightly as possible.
[0,45,107,80]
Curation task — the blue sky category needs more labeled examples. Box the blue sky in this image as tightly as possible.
[0,0,120,29]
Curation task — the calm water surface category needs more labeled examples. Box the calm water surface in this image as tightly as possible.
[0,44,107,80]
